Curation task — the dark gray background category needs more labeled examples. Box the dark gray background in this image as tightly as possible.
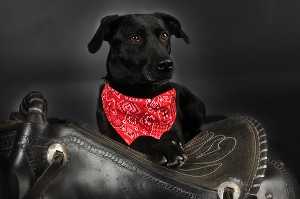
[1,0,299,181]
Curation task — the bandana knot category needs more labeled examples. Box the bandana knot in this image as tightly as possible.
[101,83,177,145]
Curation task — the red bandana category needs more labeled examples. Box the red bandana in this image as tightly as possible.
[101,83,177,145]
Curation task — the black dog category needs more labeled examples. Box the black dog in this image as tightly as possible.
[88,13,206,167]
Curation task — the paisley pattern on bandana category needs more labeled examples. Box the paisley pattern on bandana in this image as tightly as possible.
[101,83,177,145]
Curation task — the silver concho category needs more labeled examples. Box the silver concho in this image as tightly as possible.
[218,181,241,199]
[47,143,68,165]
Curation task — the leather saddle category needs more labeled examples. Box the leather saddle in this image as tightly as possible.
[0,92,299,199]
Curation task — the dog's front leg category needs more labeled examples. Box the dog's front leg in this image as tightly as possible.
[131,131,187,167]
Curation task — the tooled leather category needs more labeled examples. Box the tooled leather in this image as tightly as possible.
[255,158,300,199]
[0,133,16,158]
[241,117,268,195]
[55,134,217,198]
[63,134,208,199]
[181,131,237,176]
[10,123,217,199]
[0,121,20,158]
[267,159,298,199]
[18,136,53,182]
[0,117,272,198]
[67,117,267,194]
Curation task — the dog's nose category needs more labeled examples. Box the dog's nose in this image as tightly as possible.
[157,60,173,71]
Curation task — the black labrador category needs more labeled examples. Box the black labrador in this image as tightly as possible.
[88,12,206,167]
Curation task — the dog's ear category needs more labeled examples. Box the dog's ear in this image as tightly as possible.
[154,12,190,44]
[88,14,120,54]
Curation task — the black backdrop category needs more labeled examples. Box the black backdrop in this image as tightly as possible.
[1,0,299,181]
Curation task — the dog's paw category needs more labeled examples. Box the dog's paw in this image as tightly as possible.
[152,140,187,168]
[131,135,187,168]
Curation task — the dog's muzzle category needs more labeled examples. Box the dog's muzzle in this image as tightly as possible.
[143,59,174,83]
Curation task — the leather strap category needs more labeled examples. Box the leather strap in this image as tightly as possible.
[24,151,65,199]
[223,187,234,199]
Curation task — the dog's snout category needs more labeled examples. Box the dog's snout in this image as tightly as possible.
[157,60,173,71]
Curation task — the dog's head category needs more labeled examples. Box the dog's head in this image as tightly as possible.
[88,13,189,86]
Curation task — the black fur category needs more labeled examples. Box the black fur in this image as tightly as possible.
[88,13,206,167]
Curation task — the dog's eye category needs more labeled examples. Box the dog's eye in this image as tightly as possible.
[129,35,140,43]
[160,32,169,41]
